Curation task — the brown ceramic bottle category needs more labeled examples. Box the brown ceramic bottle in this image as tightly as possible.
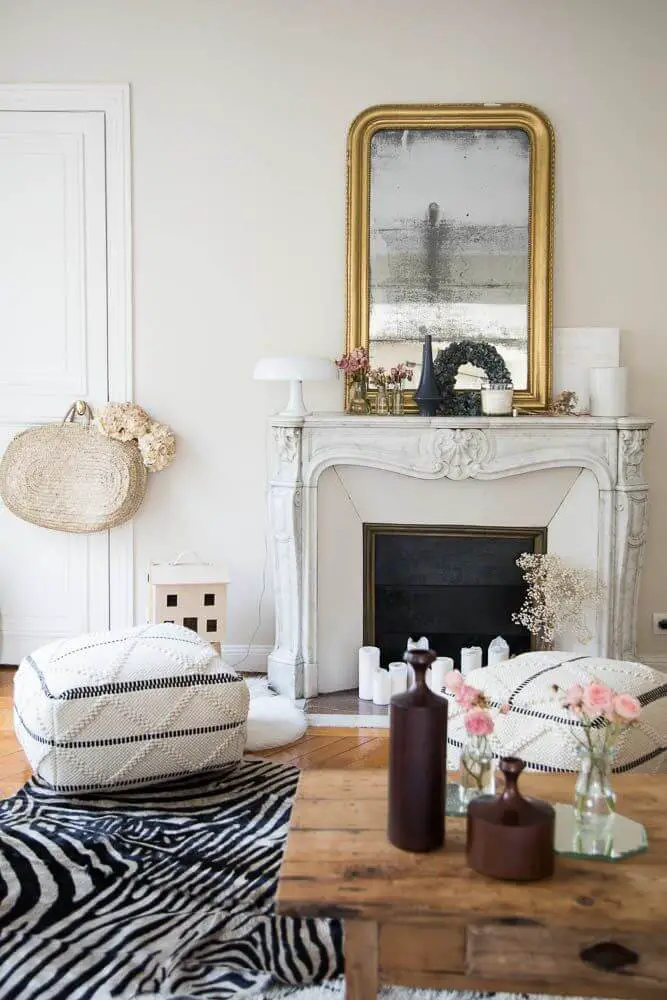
[466,757,555,881]
[388,647,448,852]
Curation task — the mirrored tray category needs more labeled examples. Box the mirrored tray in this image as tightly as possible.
[445,784,648,861]
[553,803,648,861]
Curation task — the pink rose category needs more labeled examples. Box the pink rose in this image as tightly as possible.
[613,693,641,722]
[583,682,613,717]
[457,684,479,710]
[445,670,463,692]
[464,709,494,737]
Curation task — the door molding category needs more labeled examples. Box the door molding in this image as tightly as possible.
[0,84,134,630]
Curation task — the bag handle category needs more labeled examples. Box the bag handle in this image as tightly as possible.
[62,400,93,426]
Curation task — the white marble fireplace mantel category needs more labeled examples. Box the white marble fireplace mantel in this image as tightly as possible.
[267,413,652,698]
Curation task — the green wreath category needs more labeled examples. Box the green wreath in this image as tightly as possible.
[434,340,512,416]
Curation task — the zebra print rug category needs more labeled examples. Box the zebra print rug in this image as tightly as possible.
[0,759,341,999]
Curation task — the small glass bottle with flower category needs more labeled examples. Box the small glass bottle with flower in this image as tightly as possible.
[386,363,415,415]
[555,680,642,833]
[369,367,390,415]
[445,670,509,808]
[336,347,370,414]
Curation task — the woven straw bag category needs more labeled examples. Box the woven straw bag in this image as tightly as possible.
[0,401,147,533]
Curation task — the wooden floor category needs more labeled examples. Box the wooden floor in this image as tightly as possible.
[0,668,389,798]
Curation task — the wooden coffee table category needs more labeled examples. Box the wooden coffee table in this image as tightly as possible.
[277,769,667,999]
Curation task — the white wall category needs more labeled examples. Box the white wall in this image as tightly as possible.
[1,0,666,661]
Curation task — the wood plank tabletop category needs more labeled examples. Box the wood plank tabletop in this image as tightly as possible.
[277,769,667,931]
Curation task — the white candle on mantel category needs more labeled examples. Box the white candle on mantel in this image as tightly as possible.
[358,646,380,701]
[589,366,628,417]
[488,636,510,666]
[373,667,391,706]
[430,656,454,694]
[461,646,483,677]
[388,662,408,697]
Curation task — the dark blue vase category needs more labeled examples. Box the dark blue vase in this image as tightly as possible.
[414,333,442,416]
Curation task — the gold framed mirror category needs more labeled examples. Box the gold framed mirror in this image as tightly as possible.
[345,104,554,412]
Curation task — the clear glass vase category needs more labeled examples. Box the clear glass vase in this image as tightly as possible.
[374,386,390,415]
[574,745,617,833]
[391,387,404,415]
[348,375,370,415]
[459,734,495,807]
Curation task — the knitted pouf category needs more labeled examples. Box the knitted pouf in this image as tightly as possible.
[445,651,667,774]
[14,622,249,792]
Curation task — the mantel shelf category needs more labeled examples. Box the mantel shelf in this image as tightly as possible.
[270,412,653,432]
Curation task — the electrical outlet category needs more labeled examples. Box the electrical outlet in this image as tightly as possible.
[652,613,667,635]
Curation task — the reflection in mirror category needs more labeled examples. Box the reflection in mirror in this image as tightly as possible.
[553,803,647,861]
[369,128,530,390]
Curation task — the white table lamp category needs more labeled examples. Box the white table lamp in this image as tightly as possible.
[253,356,338,417]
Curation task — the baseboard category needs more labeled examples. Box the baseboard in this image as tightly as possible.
[222,644,271,672]
[638,653,667,672]
[306,713,389,729]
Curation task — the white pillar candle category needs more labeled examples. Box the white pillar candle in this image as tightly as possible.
[430,656,455,694]
[460,646,483,677]
[372,667,391,706]
[358,646,380,700]
[388,662,408,697]
[589,366,628,417]
[487,636,510,666]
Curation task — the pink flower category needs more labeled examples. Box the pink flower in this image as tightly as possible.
[445,670,463,692]
[499,703,511,715]
[464,709,494,737]
[613,693,641,722]
[583,682,614,717]
[564,683,584,706]
[457,684,479,710]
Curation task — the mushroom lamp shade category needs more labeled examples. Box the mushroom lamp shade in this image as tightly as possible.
[253,356,338,417]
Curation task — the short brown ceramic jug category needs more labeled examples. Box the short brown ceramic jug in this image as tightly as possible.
[466,756,555,881]
[387,647,448,852]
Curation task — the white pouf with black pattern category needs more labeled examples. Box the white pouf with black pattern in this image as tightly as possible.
[445,651,667,774]
[14,623,249,792]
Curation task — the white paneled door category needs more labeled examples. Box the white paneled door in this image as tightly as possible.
[0,92,132,664]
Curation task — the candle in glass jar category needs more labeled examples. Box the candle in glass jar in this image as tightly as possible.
[359,646,380,700]
[481,387,513,416]
[461,646,483,677]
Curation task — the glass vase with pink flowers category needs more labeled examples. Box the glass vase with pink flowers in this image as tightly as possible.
[446,670,506,807]
[337,347,370,414]
[387,362,415,415]
[556,680,642,832]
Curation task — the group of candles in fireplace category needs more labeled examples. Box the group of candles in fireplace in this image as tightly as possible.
[358,636,509,706]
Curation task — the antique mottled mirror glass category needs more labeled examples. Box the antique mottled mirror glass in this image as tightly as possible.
[346,105,554,411]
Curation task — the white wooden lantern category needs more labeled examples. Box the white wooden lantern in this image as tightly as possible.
[148,552,229,648]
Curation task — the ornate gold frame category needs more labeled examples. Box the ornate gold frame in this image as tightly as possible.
[345,104,554,412]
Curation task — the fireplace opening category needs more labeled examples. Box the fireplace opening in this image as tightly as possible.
[363,524,545,667]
